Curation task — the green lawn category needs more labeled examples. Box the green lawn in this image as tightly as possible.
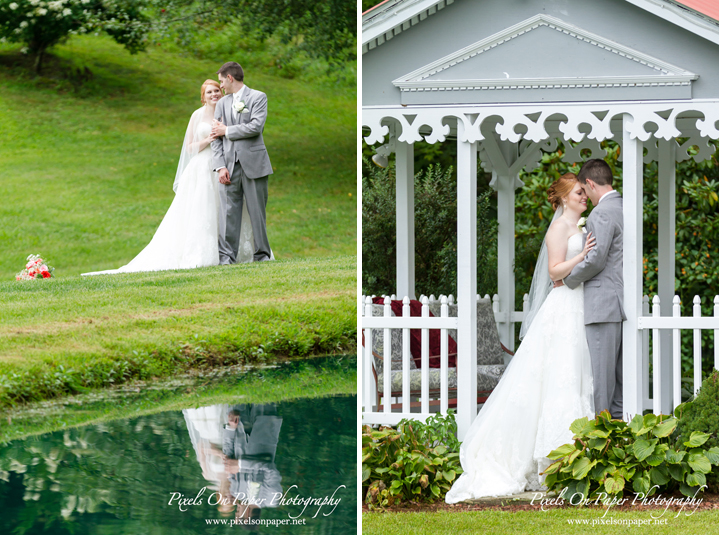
[0,256,356,407]
[0,35,356,278]
[363,509,719,534]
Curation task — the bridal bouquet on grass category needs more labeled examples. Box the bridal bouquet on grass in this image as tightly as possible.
[15,254,54,281]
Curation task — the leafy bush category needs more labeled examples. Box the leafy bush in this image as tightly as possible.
[543,411,719,503]
[362,412,462,508]
[152,0,356,81]
[0,0,149,73]
[362,158,498,297]
[675,370,719,489]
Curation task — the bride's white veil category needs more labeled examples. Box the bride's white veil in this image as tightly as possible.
[173,106,206,192]
[519,205,563,340]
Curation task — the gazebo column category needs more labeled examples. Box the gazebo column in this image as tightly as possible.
[483,130,522,357]
[657,138,676,413]
[622,114,644,420]
[496,140,519,354]
[456,121,478,440]
[395,139,415,300]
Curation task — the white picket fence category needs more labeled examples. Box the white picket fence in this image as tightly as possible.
[362,293,719,428]
[638,295,719,413]
[360,293,526,426]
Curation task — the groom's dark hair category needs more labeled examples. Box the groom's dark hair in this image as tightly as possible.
[217,62,244,82]
[577,159,613,186]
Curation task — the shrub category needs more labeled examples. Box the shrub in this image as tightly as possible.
[543,411,719,504]
[0,0,149,73]
[675,370,719,489]
[362,158,498,298]
[362,412,462,508]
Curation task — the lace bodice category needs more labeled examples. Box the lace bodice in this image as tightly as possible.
[566,232,583,260]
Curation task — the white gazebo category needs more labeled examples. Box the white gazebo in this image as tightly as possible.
[361,0,719,440]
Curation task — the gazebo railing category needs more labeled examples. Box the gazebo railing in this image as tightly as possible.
[362,292,719,427]
[360,293,528,427]
[639,295,719,414]
[361,295,458,426]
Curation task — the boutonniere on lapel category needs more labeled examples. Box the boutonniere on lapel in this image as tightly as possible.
[577,217,587,234]
[233,99,250,114]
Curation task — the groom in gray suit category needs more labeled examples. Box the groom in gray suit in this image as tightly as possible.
[560,159,626,419]
[212,62,273,263]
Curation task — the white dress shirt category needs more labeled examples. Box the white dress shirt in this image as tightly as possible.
[597,189,618,205]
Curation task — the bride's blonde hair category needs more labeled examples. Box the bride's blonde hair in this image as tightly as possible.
[200,79,221,104]
[547,173,578,210]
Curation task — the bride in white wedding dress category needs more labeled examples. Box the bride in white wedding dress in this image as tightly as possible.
[83,80,254,276]
[445,173,597,503]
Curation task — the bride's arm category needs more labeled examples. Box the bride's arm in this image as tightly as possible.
[546,222,595,281]
[183,111,217,154]
[187,134,216,154]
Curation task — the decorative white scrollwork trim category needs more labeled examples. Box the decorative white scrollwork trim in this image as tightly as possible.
[362,100,719,149]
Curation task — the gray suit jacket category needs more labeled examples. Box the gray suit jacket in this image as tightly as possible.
[564,192,626,324]
[212,86,273,179]
[223,413,283,507]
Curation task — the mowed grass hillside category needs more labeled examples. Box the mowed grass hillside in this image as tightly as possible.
[0,36,356,278]
[0,256,356,407]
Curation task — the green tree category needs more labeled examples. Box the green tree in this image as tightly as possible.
[153,0,356,71]
[0,0,150,73]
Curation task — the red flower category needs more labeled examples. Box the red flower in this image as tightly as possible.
[161,8,165,12]
[41,271,51,278]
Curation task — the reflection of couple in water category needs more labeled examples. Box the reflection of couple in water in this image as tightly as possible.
[183,403,282,529]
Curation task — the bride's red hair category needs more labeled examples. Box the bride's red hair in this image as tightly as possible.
[200,79,221,104]
[547,173,578,210]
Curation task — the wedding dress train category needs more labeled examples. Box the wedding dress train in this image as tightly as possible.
[445,232,595,503]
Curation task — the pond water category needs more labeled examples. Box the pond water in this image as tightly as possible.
[0,390,357,534]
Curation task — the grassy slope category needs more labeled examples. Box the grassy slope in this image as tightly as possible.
[0,35,356,278]
[0,256,356,406]
[363,509,719,534]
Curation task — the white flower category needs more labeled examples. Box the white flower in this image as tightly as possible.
[8,2,18,9]
[19,20,28,27]
[20,46,29,53]
[577,217,586,229]
[62,7,71,14]
[36,7,47,14]
[232,99,246,113]
[29,0,40,5]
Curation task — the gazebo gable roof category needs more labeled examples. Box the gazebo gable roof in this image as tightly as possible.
[363,0,719,53]
[394,14,697,92]
[392,14,699,105]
